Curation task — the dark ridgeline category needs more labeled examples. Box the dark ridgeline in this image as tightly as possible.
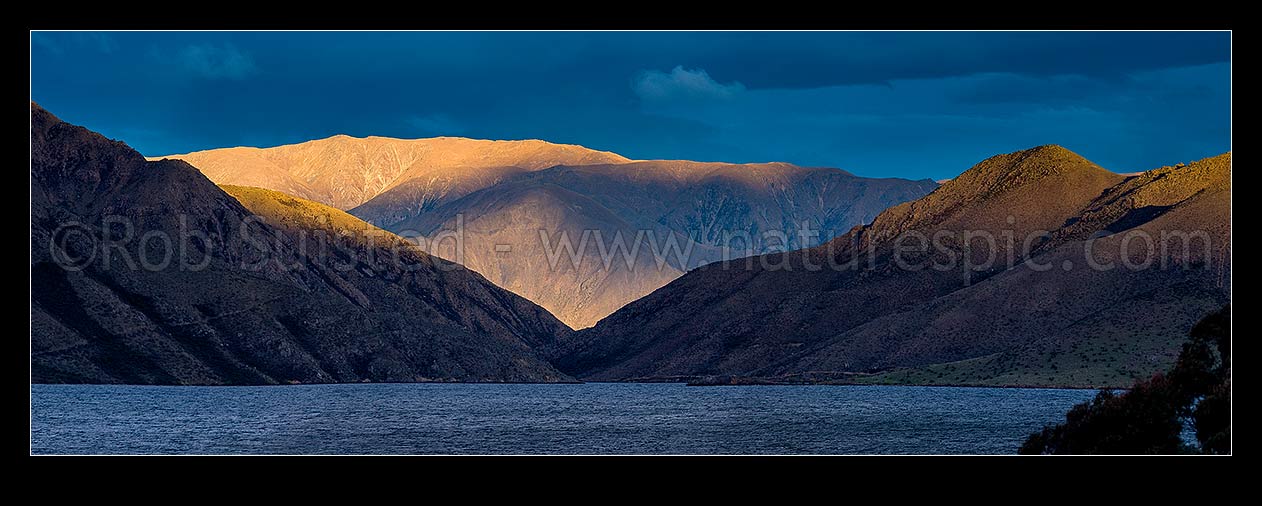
[31,104,573,385]
[554,146,1231,388]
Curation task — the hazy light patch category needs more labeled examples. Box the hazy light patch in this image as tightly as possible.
[31,33,64,55]
[82,33,117,54]
[178,44,257,80]
[633,66,745,102]
[31,32,116,55]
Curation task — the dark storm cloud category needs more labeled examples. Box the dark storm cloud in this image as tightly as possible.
[679,32,1230,89]
[31,31,1230,180]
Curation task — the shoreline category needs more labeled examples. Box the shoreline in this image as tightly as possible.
[29,380,1120,391]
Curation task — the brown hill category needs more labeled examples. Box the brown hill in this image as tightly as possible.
[849,154,1231,387]
[555,147,1230,387]
[31,104,572,384]
[854,144,1124,262]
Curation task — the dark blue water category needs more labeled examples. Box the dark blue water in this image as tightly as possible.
[30,383,1094,454]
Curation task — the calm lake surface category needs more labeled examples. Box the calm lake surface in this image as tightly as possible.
[31,383,1095,454]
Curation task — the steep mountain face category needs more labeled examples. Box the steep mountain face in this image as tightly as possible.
[161,137,935,330]
[557,146,1230,387]
[31,105,573,385]
[396,181,690,332]
[383,161,937,328]
[155,135,630,211]
[157,138,933,328]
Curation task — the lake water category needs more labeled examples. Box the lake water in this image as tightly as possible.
[30,383,1095,455]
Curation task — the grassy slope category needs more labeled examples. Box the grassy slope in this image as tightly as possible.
[856,292,1224,388]
[220,184,419,253]
[856,154,1231,388]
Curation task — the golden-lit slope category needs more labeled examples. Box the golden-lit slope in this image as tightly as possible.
[859,145,1125,247]
[220,184,416,253]
[1046,152,1230,245]
[166,135,937,330]
[153,135,630,210]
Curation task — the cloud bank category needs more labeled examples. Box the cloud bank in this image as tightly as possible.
[30,32,1230,180]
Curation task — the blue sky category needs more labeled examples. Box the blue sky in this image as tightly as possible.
[30,31,1230,180]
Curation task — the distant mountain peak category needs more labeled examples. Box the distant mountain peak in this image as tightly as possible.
[155,135,632,210]
[158,134,632,162]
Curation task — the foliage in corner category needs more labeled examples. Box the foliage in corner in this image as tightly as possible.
[1020,305,1230,454]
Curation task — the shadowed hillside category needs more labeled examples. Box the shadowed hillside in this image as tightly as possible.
[32,104,572,385]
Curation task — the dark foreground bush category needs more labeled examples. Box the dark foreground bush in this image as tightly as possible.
[1020,305,1230,454]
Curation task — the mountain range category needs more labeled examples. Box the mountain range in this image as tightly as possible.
[32,104,572,384]
[161,137,936,328]
[32,104,1230,389]
[551,146,1231,388]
